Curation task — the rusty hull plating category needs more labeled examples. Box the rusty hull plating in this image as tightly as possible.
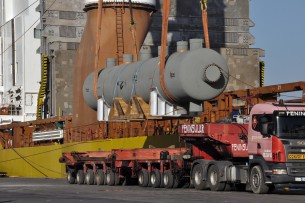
[73,2,155,127]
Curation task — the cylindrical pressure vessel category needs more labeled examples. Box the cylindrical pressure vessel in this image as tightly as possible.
[83,48,229,110]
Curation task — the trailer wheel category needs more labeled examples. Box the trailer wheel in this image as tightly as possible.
[122,175,132,186]
[76,170,85,185]
[138,169,149,187]
[106,170,119,186]
[163,170,179,188]
[114,172,121,186]
[192,164,208,190]
[160,172,164,188]
[150,170,161,188]
[67,170,76,184]
[207,165,225,191]
[85,169,95,185]
[250,165,270,194]
[95,169,105,185]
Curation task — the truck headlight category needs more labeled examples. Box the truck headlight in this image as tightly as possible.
[273,169,287,175]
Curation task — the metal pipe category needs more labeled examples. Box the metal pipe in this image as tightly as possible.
[139,46,152,61]
[177,41,188,52]
[11,19,16,86]
[190,38,203,50]
[123,54,133,63]
[106,58,116,68]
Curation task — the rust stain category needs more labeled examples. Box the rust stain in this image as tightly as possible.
[72,3,155,127]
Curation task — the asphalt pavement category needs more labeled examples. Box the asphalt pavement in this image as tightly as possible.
[0,178,304,203]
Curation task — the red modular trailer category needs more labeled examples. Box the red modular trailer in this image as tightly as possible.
[60,148,189,188]
[60,102,305,194]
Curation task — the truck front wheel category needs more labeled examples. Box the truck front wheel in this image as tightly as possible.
[250,165,270,194]
[192,164,208,190]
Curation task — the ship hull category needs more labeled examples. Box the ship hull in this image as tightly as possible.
[0,135,180,178]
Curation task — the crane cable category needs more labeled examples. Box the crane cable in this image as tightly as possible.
[129,0,139,62]
[200,0,210,49]
[159,0,177,104]
[93,0,103,99]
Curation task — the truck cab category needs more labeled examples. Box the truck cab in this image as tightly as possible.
[248,102,305,193]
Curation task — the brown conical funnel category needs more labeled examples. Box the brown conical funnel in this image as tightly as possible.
[72,3,155,127]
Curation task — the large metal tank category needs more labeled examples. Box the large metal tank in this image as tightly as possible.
[73,0,156,126]
[83,46,229,111]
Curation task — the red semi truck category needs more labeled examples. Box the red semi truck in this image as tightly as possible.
[60,102,305,193]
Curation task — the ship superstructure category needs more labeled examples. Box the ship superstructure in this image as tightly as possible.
[0,0,41,124]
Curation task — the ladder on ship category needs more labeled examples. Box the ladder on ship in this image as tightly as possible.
[116,8,124,64]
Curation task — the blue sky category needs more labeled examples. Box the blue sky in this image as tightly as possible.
[250,0,305,86]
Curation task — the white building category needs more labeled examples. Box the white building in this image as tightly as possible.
[0,0,41,124]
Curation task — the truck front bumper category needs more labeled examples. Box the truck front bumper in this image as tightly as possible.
[270,174,305,187]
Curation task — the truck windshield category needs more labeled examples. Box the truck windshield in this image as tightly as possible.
[276,116,305,139]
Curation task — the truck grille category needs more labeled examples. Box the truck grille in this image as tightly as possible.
[287,163,305,176]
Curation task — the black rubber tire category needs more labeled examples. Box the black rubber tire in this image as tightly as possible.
[223,183,232,191]
[150,170,161,188]
[138,169,149,187]
[95,169,105,185]
[122,175,132,186]
[67,170,76,184]
[160,172,165,188]
[172,175,179,189]
[163,170,174,188]
[85,169,95,185]
[250,165,270,194]
[207,165,226,191]
[106,170,115,186]
[76,170,85,185]
[192,164,208,190]
[114,172,121,186]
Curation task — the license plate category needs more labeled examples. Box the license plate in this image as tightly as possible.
[288,154,305,159]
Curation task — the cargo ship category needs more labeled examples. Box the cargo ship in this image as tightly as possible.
[0,0,304,178]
